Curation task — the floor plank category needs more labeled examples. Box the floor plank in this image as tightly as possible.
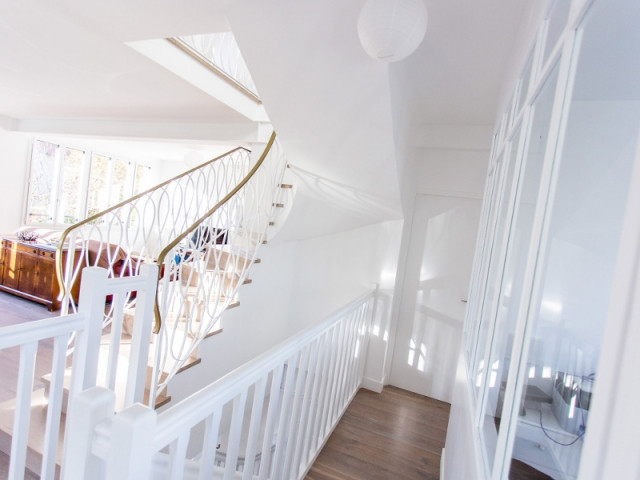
[306,386,450,480]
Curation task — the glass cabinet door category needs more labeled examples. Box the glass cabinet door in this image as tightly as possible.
[506,1,640,478]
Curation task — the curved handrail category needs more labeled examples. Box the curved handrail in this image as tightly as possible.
[52,132,289,405]
[149,132,287,400]
[54,146,250,302]
[155,133,275,272]
[152,132,276,334]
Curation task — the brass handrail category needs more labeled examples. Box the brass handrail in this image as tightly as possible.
[152,131,277,333]
[54,146,249,305]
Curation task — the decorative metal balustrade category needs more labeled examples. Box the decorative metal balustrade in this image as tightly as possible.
[64,291,375,480]
[55,132,288,406]
[170,32,260,101]
[151,133,287,401]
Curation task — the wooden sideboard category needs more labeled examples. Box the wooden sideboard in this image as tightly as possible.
[0,236,81,311]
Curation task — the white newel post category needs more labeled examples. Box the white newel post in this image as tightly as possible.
[106,403,157,480]
[61,387,116,480]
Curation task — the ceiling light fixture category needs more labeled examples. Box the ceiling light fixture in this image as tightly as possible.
[357,0,428,62]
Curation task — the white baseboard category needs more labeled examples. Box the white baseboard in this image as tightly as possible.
[361,376,384,393]
[441,447,446,479]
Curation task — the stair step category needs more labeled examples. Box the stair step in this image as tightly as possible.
[279,183,293,189]
[272,203,284,208]
[42,364,172,412]
[146,389,172,409]
[253,258,261,264]
[203,328,223,340]
[0,388,64,478]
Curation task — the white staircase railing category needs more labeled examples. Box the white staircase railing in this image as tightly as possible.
[56,145,253,317]
[55,133,289,406]
[151,132,288,402]
[63,291,376,480]
[0,265,158,480]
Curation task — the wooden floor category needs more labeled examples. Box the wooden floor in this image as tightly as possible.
[306,386,450,480]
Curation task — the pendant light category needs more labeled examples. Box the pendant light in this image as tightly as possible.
[357,0,428,62]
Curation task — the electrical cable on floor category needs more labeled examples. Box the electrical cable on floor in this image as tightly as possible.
[538,373,594,447]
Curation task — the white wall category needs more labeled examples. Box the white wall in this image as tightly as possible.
[166,219,404,404]
[384,127,489,402]
[389,194,481,403]
[0,129,31,233]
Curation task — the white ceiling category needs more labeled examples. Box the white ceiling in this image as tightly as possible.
[0,0,534,237]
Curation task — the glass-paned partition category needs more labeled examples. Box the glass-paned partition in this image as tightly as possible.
[506,1,640,478]
[463,0,640,478]
[479,61,560,474]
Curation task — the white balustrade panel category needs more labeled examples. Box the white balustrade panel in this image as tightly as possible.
[0,265,158,480]
[65,291,375,480]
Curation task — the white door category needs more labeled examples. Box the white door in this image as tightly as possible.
[389,194,480,403]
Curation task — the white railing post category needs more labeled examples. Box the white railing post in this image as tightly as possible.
[105,403,156,480]
[70,267,110,398]
[124,263,159,406]
[61,386,115,480]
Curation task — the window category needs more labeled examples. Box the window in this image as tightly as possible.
[25,139,153,225]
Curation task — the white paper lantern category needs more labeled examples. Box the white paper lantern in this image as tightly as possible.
[357,0,428,62]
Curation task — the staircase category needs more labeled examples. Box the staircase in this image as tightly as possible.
[0,133,291,478]
[54,131,290,408]
[0,265,160,479]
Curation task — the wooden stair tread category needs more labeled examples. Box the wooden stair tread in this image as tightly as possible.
[0,388,64,477]
[279,183,293,189]
[203,328,223,340]
[146,389,171,409]
[40,339,205,411]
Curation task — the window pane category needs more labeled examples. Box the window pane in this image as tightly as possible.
[543,0,572,67]
[508,2,640,477]
[87,154,110,218]
[57,147,85,224]
[516,49,535,116]
[134,164,151,195]
[26,140,58,224]
[110,159,131,205]
[469,154,506,382]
